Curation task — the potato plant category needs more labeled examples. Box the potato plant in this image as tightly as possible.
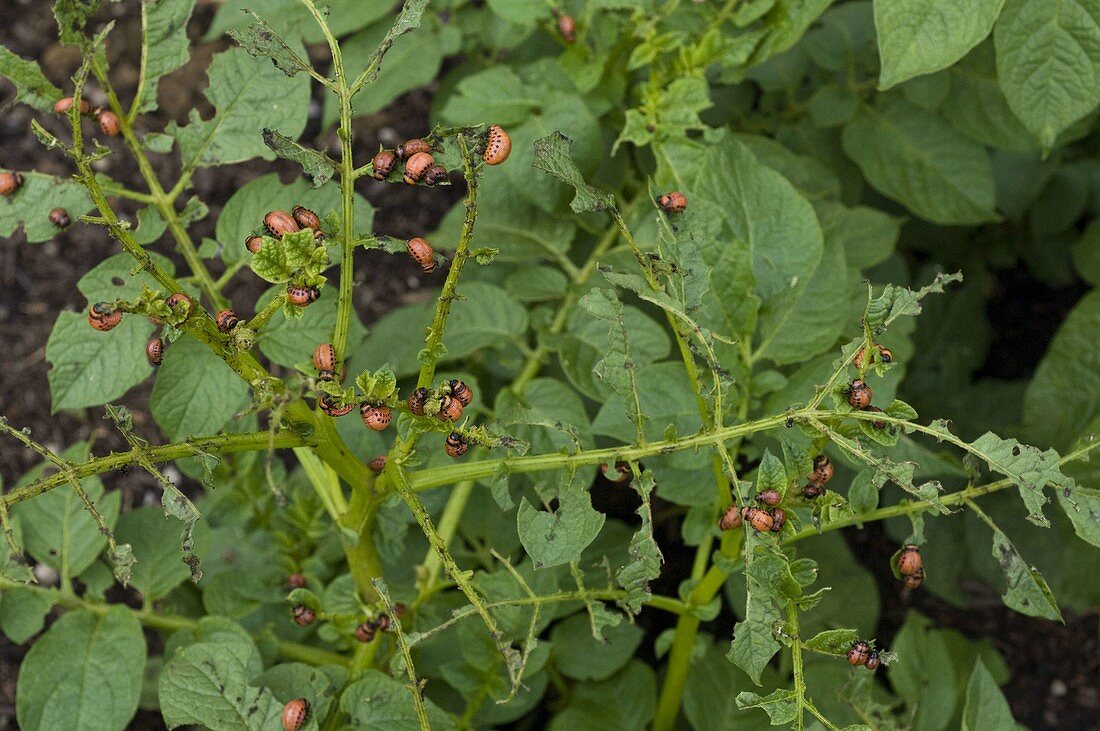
[0,1,1098,729]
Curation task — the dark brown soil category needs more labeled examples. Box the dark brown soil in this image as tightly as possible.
[0,4,1094,731]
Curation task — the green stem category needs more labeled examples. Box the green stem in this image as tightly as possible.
[415,136,479,391]
[418,480,474,597]
[788,602,807,729]
[3,431,309,508]
[332,86,356,362]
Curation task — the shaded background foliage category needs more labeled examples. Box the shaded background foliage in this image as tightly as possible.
[0,0,1097,729]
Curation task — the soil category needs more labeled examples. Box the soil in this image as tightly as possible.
[0,3,1095,730]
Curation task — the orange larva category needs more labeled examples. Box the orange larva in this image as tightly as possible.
[291,605,315,627]
[848,640,871,666]
[165,292,193,319]
[407,387,429,416]
[53,97,90,114]
[355,621,378,643]
[848,379,872,410]
[756,489,781,506]
[717,505,742,531]
[245,235,263,254]
[96,109,120,136]
[372,149,397,180]
[769,507,786,532]
[445,431,469,457]
[397,138,431,159]
[449,379,472,407]
[811,454,833,486]
[312,343,336,373]
[286,573,307,590]
[360,403,392,431]
[438,394,463,422]
[742,506,774,532]
[0,172,23,196]
[484,125,511,165]
[403,152,434,184]
[49,208,70,227]
[558,14,576,42]
[287,285,318,307]
[146,337,164,366]
[368,455,387,473]
[897,545,922,576]
[319,394,353,417]
[657,191,687,213]
[291,205,321,230]
[406,237,436,273]
[215,309,240,332]
[281,698,310,731]
[903,569,924,590]
[264,210,300,238]
[88,302,122,331]
[424,164,449,186]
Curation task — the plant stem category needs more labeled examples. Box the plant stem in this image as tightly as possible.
[418,480,473,595]
[4,430,309,508]
[332,75,356,362]
[415,135,479,391]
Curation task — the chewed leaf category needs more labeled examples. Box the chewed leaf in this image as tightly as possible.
[262,129,335,187]
[0,172,94,243]
[517,469,605,570]
[532,132,615,213]
[989,521,1062,621]
[865,271,963,334]
[135,0,195,114]
[735,689,799,724]
[0,47,62,111]
[616,471,663,613]
[579,288,644,441]
[228,11,312,77]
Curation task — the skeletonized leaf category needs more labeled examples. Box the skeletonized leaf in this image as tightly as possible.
[988,519,1063,620]
[262,129,335,187]
[615,471,663,613]
[228,11,312,77]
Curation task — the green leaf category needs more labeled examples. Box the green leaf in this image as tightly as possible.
[941,42,1038,152]
[13,465,119,578]
[988,520,1063,620]
[150,335,250,440]
[518,470,606,570]
[735,689,799,725]
[0,172,94,243]
[962,431,1075,526]
[484,0,544,26]
[962,660,1017,730]
[17,607,145,731]
[433,176,577,262]
[46,312,155,411]
[887,612,960,730]
[842,102,998,224]
[439,66,541,127]
[550,612,643,681]
[340,670,456,730]
[167,46,308,171]
[351,282,527,377]
[115,506,210,601]
[616,472,663,614]
[494,377,594,456]
[817,201,900,271]
[875,0,1006,89]
[0,587,58,643]
[532,131,616,213]
[1056,483,1100,548]
[0,46,62,111]
[559,305,671,401]
[550,661,656,731]
[159,641,282,730]
[135,0,196,113]
[257,285,367,368]
[994,0,1100,150]
[262,129,335,187]
[227,11,312,78]
[1022,290,1100,451]
[321,15,460,127]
